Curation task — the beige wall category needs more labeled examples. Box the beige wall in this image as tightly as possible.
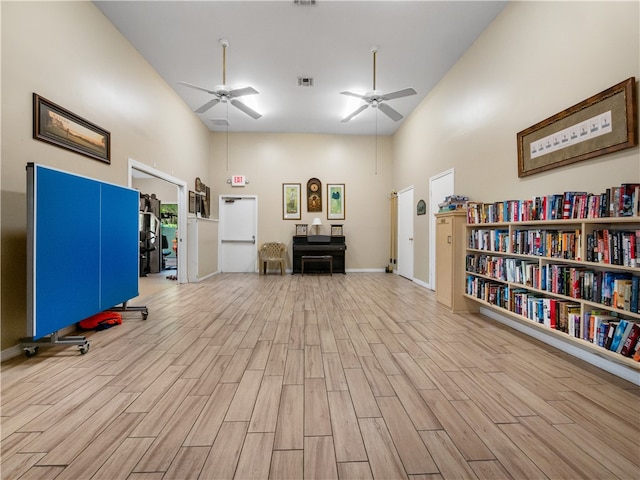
[210,132,393,270]
[1,2,211,350]
[394,1,640,284]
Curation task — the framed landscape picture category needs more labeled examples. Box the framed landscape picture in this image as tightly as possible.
[283,183,301,220]
[327,183,345,220]
[33,93,110,164]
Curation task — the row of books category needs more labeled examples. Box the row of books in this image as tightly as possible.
[466,255,538,287]
[468,229,509,252]
[466,183,640,224]
[471,227,640,267]
[466,276,640,361]
[539,268,639,313]
[511,229,580,259]
[467,255,640,313]
[585,229,640,267]
[465,277,508,308]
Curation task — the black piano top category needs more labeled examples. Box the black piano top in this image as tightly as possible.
[293,235,345,246]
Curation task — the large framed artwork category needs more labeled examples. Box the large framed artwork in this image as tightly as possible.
[307,177,322,212]
[33,93,111,164]
[283,183,301,220]
[517,77,637,177]
[327,183,345,220]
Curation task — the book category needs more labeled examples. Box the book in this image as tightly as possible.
[609,319,629,352]
[604,322,619,350]
[621,323,640,357]
[615,321,635,353]
[631,276,639,313]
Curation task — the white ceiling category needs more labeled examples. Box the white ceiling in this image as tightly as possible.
[95,1,506,136]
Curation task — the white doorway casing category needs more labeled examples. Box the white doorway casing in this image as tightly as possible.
[397,186,414,280]
[219,195,258,272]
[128,158,189,284]
[429,169,454,290]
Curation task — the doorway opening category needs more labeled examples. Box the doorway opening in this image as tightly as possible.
[128,159,188,299]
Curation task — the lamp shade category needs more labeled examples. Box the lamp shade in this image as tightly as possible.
[312,217,322,226]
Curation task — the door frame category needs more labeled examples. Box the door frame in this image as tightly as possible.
[218,194,259,273]
[428,168,454,290]
[128,158,188,284]
[396,185,414,280]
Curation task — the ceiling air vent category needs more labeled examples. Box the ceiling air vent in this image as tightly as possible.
[294,0,316,5]
[298,77,314,87]
[209,118,229,126]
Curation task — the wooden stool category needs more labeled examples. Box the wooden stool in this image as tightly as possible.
[301,255,333,276]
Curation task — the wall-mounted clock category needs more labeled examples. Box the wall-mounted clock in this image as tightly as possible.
[307,178,322,212]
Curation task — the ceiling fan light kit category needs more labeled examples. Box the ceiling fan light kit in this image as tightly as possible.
[179,38,262,120]
[340,46,416,123]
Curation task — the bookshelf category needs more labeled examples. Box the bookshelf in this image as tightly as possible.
[464,205,640,381]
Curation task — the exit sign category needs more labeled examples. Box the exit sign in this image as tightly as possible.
[231,175,246,187]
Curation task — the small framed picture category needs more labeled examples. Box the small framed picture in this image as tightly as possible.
[283,183,301,220]
[189,191,196,213]
[327,183,345,220]
[331,224,343,236]
[296,224,308,236]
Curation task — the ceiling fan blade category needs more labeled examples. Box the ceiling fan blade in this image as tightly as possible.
[229,86,259,98]
[195,98,221,114]
[378,102,403,121]
[230,99,262,119]
[341,104,369,123]
[381,88,417,101]
[177,81,216,95]
[340,91,368,100]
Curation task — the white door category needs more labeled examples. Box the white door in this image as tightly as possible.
[219,195,258,272]
[429,169,454,289]
[397,187,414,280]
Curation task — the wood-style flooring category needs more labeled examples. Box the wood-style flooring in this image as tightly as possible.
[1,273,639,479]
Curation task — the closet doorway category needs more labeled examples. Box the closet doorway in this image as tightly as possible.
[128,159,188,295]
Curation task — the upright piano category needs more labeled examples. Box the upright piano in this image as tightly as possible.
[292,235,346,274]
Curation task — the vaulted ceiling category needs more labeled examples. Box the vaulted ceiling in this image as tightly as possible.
[95,1,506,135]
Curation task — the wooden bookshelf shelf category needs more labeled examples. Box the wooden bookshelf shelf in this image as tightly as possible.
[465,210,640,379]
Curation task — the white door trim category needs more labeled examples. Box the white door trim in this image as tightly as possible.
[128,158,188,284]
[428,168,454,290]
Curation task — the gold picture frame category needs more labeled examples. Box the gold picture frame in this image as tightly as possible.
[517,77,637,177]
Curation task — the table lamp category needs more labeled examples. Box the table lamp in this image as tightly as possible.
[312,217,322,235]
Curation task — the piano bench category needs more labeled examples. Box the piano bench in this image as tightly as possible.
[301,255,333,276]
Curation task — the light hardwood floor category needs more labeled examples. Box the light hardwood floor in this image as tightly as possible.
[2,273,639,480]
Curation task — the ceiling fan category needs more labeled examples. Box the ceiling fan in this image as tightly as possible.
[340,47,416,123]
[179,39,261,120]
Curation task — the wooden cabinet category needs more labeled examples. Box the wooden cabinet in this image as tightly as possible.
[435,211,477,312]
